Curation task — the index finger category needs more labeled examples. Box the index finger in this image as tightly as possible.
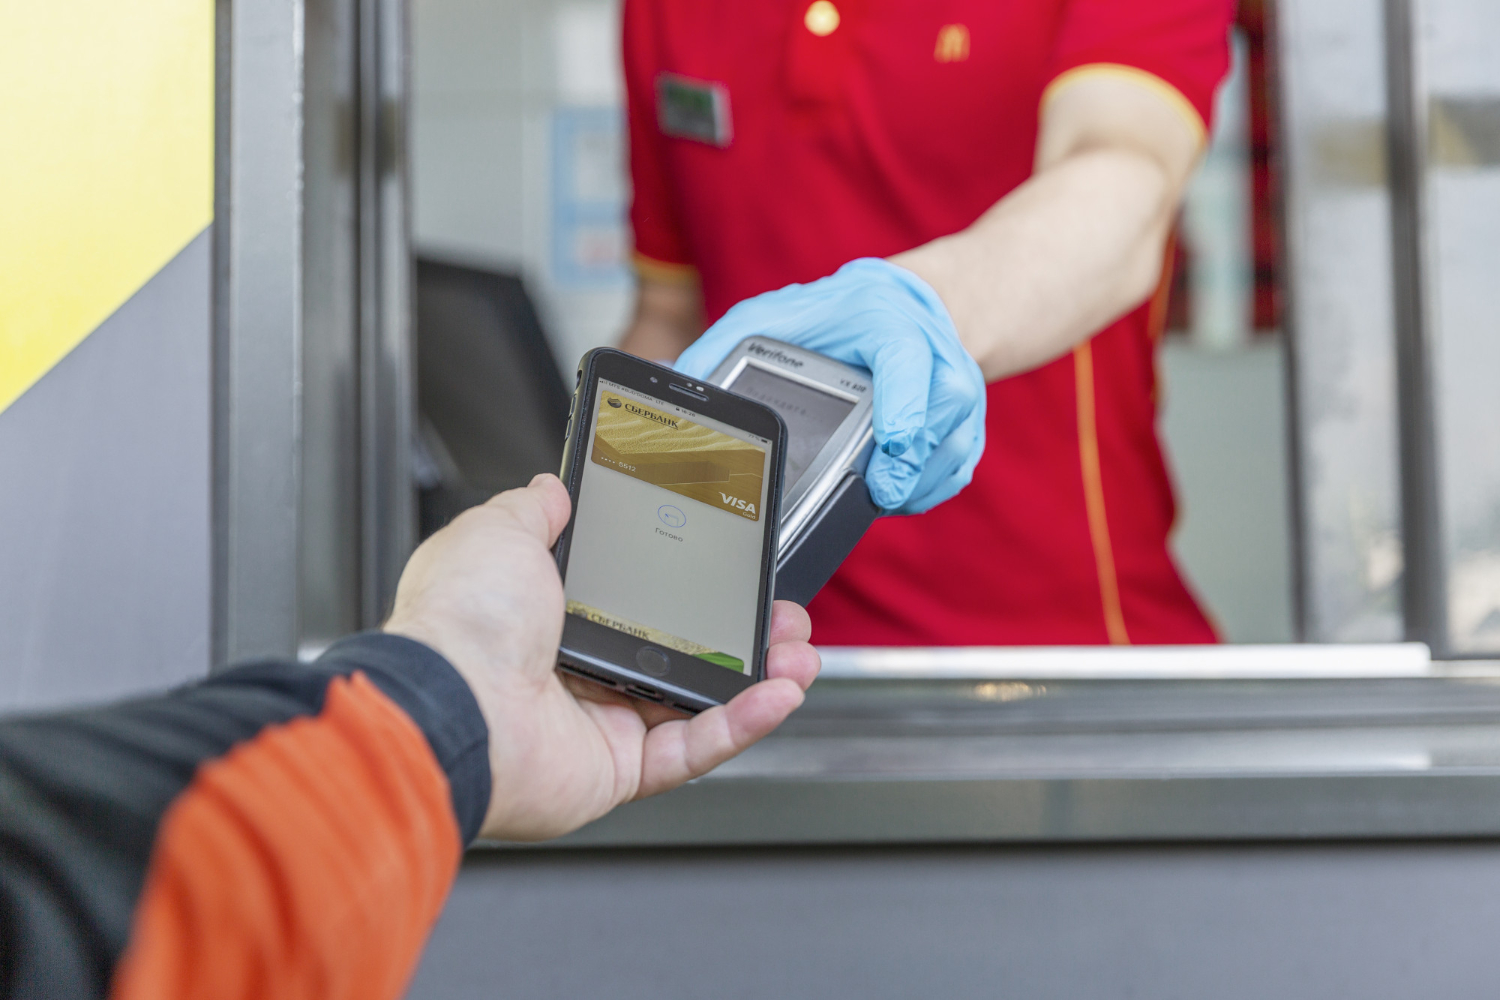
[769,600,812,645]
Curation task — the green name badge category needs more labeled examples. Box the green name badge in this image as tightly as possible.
[656,72,733,148]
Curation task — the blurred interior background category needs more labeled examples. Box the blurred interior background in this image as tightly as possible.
[407,0,1295,641]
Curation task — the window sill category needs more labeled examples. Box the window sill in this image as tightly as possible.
[479,646,1500,849]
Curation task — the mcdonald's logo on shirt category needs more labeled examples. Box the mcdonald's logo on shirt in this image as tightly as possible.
[934,24,970,63]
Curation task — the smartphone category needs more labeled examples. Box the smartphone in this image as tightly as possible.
[553,349,787,714]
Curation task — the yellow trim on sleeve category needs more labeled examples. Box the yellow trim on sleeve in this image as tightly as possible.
[632,252,700,285]
[1041,63,1208,148]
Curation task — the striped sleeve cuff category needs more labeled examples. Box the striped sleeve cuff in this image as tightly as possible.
[315,632,491,845]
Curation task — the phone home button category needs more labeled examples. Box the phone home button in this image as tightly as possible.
[636,647,671,677]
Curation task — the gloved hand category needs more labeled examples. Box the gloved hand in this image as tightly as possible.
[674,258,986,515]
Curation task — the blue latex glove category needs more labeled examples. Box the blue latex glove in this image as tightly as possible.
[675,258,986,515]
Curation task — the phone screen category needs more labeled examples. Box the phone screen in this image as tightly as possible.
[724,364,855,487]
[563,379,773,675]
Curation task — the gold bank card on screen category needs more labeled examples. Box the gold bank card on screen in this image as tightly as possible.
[566,600,747,673]
[591,394,765,520]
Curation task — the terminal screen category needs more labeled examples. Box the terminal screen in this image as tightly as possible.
[726,364,855,487]
[563,380,772,674]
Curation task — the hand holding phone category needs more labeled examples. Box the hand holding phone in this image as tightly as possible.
[384,473,820,842]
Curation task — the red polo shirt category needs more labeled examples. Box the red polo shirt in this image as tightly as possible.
[625,0,1232,645]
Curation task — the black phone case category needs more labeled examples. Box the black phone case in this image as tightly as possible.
[553,349,787,713]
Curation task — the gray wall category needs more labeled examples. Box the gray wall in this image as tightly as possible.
[0,230,211,711]
[413,842,1500,999]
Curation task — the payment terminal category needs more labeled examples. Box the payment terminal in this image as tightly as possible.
[709,338,881,605]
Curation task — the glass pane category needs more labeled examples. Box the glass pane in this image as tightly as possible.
[1277,0,1405,641]
[1419,0,1500,653]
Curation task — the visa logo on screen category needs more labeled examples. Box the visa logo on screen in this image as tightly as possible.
[720,493,758,516]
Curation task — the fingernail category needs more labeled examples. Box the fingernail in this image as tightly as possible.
[881,430,913,458]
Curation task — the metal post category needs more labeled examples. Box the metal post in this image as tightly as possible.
[1383,0,1448,655]
[213,0,306,666]
[359,0,416,626]
[214,0,412,666]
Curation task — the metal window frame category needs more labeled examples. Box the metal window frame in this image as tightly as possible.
[1384,0,1449,656]
[211,0,1500,849]
[1383,0,1500,660]
[212,0,413,666]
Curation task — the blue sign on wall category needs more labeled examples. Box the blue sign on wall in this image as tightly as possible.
[551,107,630,287]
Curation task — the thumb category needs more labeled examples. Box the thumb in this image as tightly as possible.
[864,330,933,462]
[484,474,572,546]
[865,426,933,510]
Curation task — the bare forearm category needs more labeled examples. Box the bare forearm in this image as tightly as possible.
[893,147,1175,382]
[618,274,705,362]
[893,70,1204,382]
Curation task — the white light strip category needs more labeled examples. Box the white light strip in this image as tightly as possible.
[814,643,1435,680]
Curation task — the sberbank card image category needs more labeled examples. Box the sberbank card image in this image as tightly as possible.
[591,393,766,520]
[565,600,746,673]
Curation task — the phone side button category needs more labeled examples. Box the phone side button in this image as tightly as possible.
[636,646,671,677]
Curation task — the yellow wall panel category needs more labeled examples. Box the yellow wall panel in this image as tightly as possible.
[0,1,214,414]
